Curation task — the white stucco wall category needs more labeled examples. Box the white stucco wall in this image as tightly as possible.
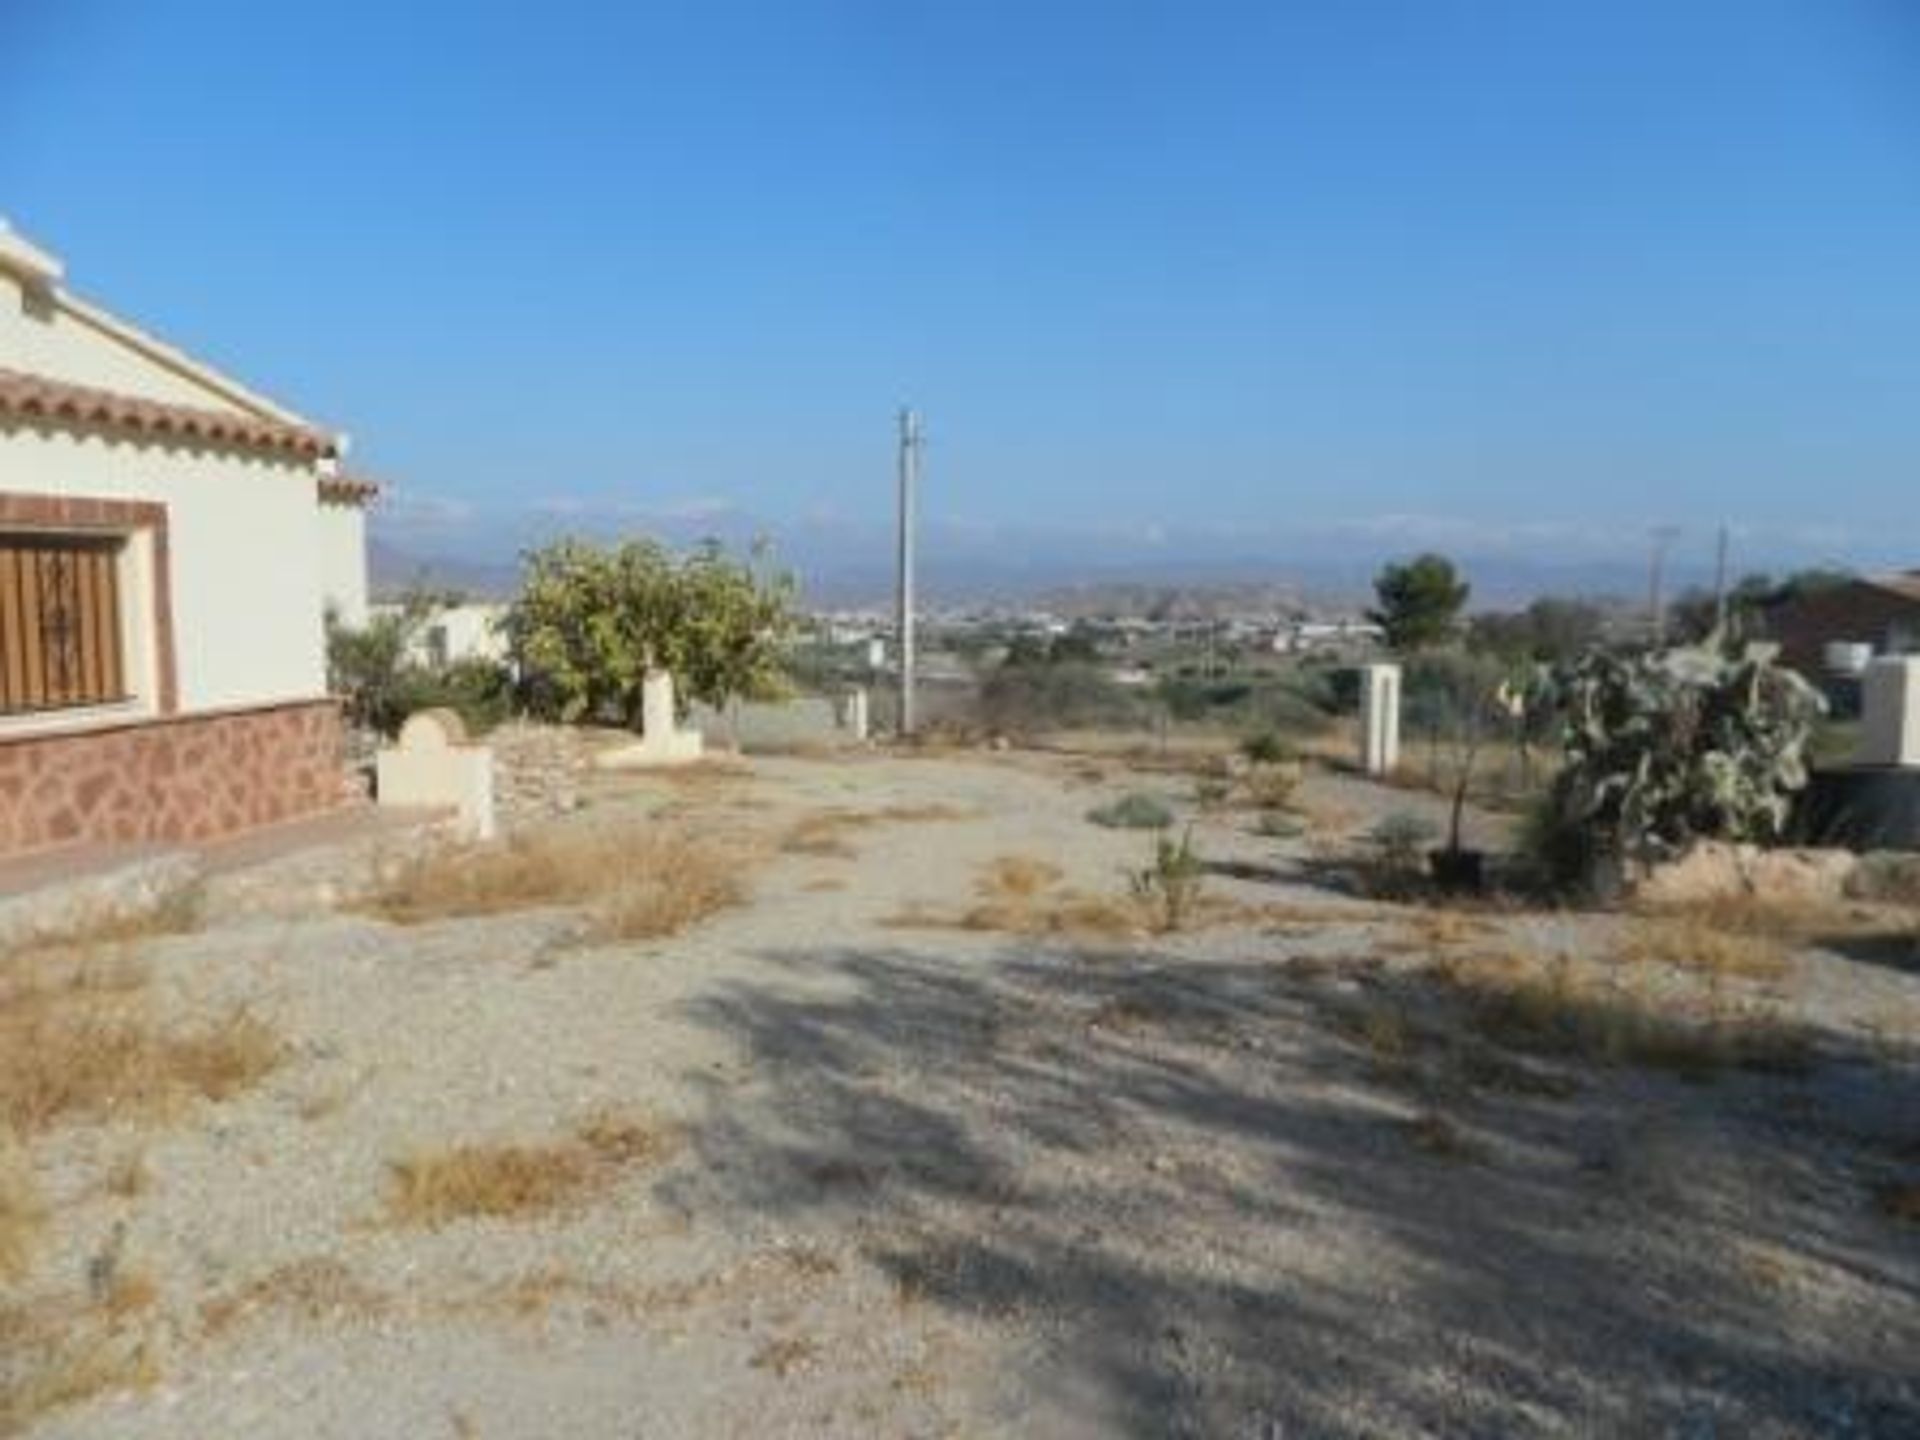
[0,249,373,723]
[317,499,370,629]
[0,270,265,415]
[1,422,328,712]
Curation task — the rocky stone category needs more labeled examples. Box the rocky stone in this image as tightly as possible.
[486,721,589,820]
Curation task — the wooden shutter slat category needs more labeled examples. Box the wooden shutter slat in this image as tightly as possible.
[0,533,130,715]
[0,548,20,710]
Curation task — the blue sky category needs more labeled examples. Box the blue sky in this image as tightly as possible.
[5,1,1920,594]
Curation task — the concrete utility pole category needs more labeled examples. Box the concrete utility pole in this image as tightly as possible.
[1648,525,1680,647]
[895,407,923,737]
[1712,523,1731,635]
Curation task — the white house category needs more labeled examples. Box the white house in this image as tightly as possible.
[370,600,511,670]
[0,221,375,855]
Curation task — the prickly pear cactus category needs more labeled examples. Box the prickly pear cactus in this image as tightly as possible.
[1547,643,1826,866]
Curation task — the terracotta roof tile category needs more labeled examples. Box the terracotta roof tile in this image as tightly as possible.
[0,367,336,460]
[318,473,379,505]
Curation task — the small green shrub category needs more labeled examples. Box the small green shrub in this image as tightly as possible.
[1129,827,1205,932]
[1088,793,1177,830]
[1241,732,1298,765]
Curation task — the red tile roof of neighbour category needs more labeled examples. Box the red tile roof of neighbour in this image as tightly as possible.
[317,473,379,505]
[0,367,337,459]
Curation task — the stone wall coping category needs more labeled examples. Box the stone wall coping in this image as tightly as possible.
[0,694,338,751]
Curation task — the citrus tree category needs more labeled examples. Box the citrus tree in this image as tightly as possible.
[505,537,796,728]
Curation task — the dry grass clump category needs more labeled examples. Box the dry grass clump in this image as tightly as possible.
[0,1147,46,1283]
[885,854,1145,939]
[1616,914,1790,981]
[591,846,745,942]
[750,1335,821,1379]
[0,942,281,1136]
[979,856,1064,900]
[8,887,206,955]
[0,1305,160,1437]
[385,1111,676,1228]
[1427,948,1812,1081]
[198,1257,388,1337]
[780,804,969,858]
[365,824,746,939]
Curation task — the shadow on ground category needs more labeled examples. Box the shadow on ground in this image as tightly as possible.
[670,939,1920,1438]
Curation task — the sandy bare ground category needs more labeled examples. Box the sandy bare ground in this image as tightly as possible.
[10,751,1920,1438]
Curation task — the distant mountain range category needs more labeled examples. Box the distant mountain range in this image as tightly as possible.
[370,526,1744,616]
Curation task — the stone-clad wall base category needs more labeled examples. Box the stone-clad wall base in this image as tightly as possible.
[0,700,347,855]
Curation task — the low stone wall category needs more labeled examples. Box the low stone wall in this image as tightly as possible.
[0,699,347,855]
[487,720,588,819]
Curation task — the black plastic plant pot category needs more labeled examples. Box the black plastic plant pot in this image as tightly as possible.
[1428,847,1486,894]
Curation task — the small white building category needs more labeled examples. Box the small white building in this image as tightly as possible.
[0,221,375,855]
[370,600,511,670]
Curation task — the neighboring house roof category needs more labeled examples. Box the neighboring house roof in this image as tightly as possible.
[0,366,337,460]
[1861,572,1920,605]
[318,473,380,505]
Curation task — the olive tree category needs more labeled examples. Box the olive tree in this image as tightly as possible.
[505,537,796,728]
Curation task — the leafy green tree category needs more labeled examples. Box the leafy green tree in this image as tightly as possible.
[1468,596,1607,665]
[505,537,796,728]
[326,604,417,735]
[1370,553,1470,652]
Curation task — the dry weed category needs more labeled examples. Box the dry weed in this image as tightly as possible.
[0,1148,45,1282]
[102,1153,149,1200]
[198,1257,388,1337]
[590,847,745,942]
[979,856,1064,901]
[0,963,281,1136]
[749,1335,821,1378]
[385,1112,676,1228]
[1359,1003,1413,1062]
[365,824,746,938]
[0,1289,162,1434]
[1617,914,1790,980]
[1427,947,1812,1081]
[780,804,969,858]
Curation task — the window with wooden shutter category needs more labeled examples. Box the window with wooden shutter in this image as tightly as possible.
[0,533,129,715]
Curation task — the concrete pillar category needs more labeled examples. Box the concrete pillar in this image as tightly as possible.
[1857,656,1920,767]
[597,670,705,769]
[642,669,676,740]
[1359,663,1401,777]
[844,687,870,742]
[375,708,496,840]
